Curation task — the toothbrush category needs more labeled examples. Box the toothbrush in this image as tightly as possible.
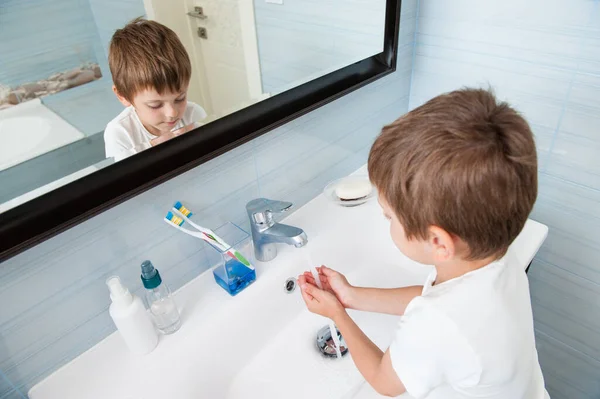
[171,202,226,248]
[171,202,251,267]
[167,203,252,267]
[163,212,226,252]
[164,211,249,268]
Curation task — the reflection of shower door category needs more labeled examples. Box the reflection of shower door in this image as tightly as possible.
[144,0,265,120]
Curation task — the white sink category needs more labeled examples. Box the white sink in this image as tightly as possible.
[29,170,548,399]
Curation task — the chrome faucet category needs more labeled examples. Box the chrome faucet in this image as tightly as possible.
[246,198,308,262]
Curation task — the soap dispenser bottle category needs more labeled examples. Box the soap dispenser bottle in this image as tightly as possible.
[140,260,181,334]
[106,276,158,355]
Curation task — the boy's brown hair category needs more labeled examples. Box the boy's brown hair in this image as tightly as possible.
[368,88,537,260]
[108,17,191,102]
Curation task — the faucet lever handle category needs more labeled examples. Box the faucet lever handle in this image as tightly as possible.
[246,198,293,225]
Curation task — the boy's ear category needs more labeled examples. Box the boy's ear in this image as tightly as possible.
[428,225,455,262]
[113,85,131,107]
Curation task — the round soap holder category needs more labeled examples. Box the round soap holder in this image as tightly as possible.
[323,175,375,207]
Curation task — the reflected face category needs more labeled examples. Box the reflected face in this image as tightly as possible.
[121,86,189,136]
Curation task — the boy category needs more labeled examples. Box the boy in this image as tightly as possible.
[104,18,207,162]
[299,89,549,398]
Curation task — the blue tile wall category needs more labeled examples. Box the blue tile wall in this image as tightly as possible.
[253,0,387,94]
[0,0,121,137]
[0,1,417,396]
[409,1,600,398]
[0,0,101,87]
[0,0,143,137]
[87,0,146,59]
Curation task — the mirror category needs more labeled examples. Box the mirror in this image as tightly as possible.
[0,0,386,213]
[0,0,400,260]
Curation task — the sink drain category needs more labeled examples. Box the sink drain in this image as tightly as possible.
[284,277,296,293]
[316,325,348,358]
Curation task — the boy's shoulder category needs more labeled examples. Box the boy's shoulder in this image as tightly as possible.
[105,106,137,129]
[184,101,207,121]
[412,254,531,333]
[104,106,144,138]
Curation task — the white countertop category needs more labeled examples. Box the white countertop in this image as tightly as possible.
[29,167,548,399]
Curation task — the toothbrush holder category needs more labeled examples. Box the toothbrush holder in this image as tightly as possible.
[208,222,256,296]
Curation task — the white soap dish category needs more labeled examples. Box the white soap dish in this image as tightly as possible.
[323,176,375,207]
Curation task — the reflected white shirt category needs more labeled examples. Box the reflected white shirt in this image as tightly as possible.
[104,101,207,162]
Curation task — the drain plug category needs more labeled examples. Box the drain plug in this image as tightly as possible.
[316,325,348,358]
[284,277,296,293]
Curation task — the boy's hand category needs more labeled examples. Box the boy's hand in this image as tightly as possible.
[302,266,354,309]
[150,123,200,147]
[298,275,345,320]
[171,122,201,136]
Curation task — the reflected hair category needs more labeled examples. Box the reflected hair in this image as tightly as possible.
[108,17,191,102]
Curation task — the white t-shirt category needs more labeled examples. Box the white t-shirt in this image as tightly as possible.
[103,102,207,161]
[390,252,549,399]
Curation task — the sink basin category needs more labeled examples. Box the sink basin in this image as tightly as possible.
[226,249,425,399]
[29,174,548,399]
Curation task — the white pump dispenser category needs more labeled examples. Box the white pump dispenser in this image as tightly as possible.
[106,276,158,355]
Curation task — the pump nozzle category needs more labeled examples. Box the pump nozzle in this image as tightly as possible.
[140,260,162,289]
[106,276,133,305]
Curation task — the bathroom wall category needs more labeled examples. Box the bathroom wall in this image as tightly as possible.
[0,1,418,396]
[0,0,100,87]
[253,0,387,94]
[87,0,146,59]
[0,0,137,137]
[0,0,117,136]
[409,1,600,398]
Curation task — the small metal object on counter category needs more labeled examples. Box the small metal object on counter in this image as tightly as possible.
[284,277,296,293]
[316,325,348,358]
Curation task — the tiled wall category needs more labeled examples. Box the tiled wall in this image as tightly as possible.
[409,1,600,398]
[87,0,146,59]
[0,1,417,396]
[253,0,386,94]
[0,0,101,87]
[0,0,140,138]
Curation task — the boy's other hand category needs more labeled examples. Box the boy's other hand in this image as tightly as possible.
[171,121,201,136]
[298,275,345,320]
[302,266,354,308]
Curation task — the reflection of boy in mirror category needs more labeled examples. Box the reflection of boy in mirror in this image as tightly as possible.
[104,18,207,162]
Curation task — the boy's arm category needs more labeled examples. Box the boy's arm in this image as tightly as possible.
[309,267,422,316]
[334,310,406,397]
[347,285,423,316]
[300,278,480,398]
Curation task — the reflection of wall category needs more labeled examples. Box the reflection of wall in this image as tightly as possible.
[253,0,386,94]
[0,1,417,395]
[0,0,100,87]
[0,132,106,205]
[88,0,147,59]
[409,1,600,398]
[0,0,124,139]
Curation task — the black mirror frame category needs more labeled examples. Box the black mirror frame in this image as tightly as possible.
[0,0,401,261]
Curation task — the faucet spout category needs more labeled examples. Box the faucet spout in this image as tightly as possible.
[262,223,308,247]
